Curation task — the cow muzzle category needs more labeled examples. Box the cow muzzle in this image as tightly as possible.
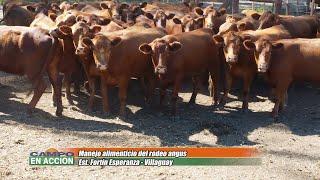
[76,47,86,55]
[257,64,268,73]
[226,56,238,63]
[205,23,213,29]
[155,66,167,75]
[97,64,108,71]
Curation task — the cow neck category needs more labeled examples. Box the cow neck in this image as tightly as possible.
[239,45,254,66]
[63,37,75,51]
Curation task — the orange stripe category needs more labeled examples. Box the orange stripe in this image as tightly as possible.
[62,147,260,157]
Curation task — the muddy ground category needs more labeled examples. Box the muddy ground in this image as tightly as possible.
[0,72,319,179]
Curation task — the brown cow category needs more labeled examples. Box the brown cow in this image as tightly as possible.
[213,32,256,111]
[236,15,259,31]
[172,14,204,32]
[1,1,55,26]
[68,21,127,111]
[243,38,320,118]
[194,6,227,33]
[1,4,36,26]
[79,27,166,116]
[70,22,102,111]
[213,24,291,111]
[144,9,175,29]
[31,14,83,106]
[0,26,61,116]
[241,9,261,20]
[139,28,221,116]
[258,11,319,38]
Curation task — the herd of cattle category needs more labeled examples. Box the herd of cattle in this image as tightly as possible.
[0,0,320,119]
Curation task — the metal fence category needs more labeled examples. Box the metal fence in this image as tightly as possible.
[2,0,314,16]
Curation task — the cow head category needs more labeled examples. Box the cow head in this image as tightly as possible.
[139,38,182,79]
[197,6,226,32]
[59,1,72,12]
[258,11,280,29]
[213,32,251,64]
[26,2,49,15]
[146,10,175,29]
[49,3,63,15]
[50,25,73,40]
[237,22,247,31]
[72,22,102,55]
[81,35,122,70]
[172,15,204,32]
[55,11,77,26]
[243,38,283,72]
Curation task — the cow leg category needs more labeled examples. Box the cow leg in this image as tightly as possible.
[189,76,200,104]
[47,71,63,116]
[100,76,110,113]
[87,77,96,111]
[118,78,129,117]
[27,78,47,115]
[279,90,288,112]
[64,74,74,106]
[219,71,232,106]
[159,83,167,108]
[51,84,57,107]
[145,75,156,106]
[139,77,148,103]
[242,74,253,112]
[171,77,182,116]
[73,79,81,95]
[272,83,290,118]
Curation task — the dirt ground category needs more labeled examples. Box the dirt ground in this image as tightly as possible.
[0,72,319,180]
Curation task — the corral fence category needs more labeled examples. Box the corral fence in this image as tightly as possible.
[1,0,319,16]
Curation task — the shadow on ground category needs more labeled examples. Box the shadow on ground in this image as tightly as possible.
[0,75,319,147]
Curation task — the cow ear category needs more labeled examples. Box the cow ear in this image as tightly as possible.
[168,41,182,52]
[27,5,36,12]
[111,37,122,46]
[144,12,154,20]
[100,2,109,9]
[99,18,111,25]
[139,43,152,54]
[172,18,182,24]
[59,25,72,35]
[219,8,227,15]
[166,13,175,20]
[237,22,246,31]
[194,7,203,16]
[272,43,283,49]
[140,2,147,8]
[76,15,85,22]
[90,25,102,34]
[49,13,57,22]
[82,37,93,48]
[212,35,224,46]
[251,13,261,20]
[71,3,78,9]
[243,40,256,50]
